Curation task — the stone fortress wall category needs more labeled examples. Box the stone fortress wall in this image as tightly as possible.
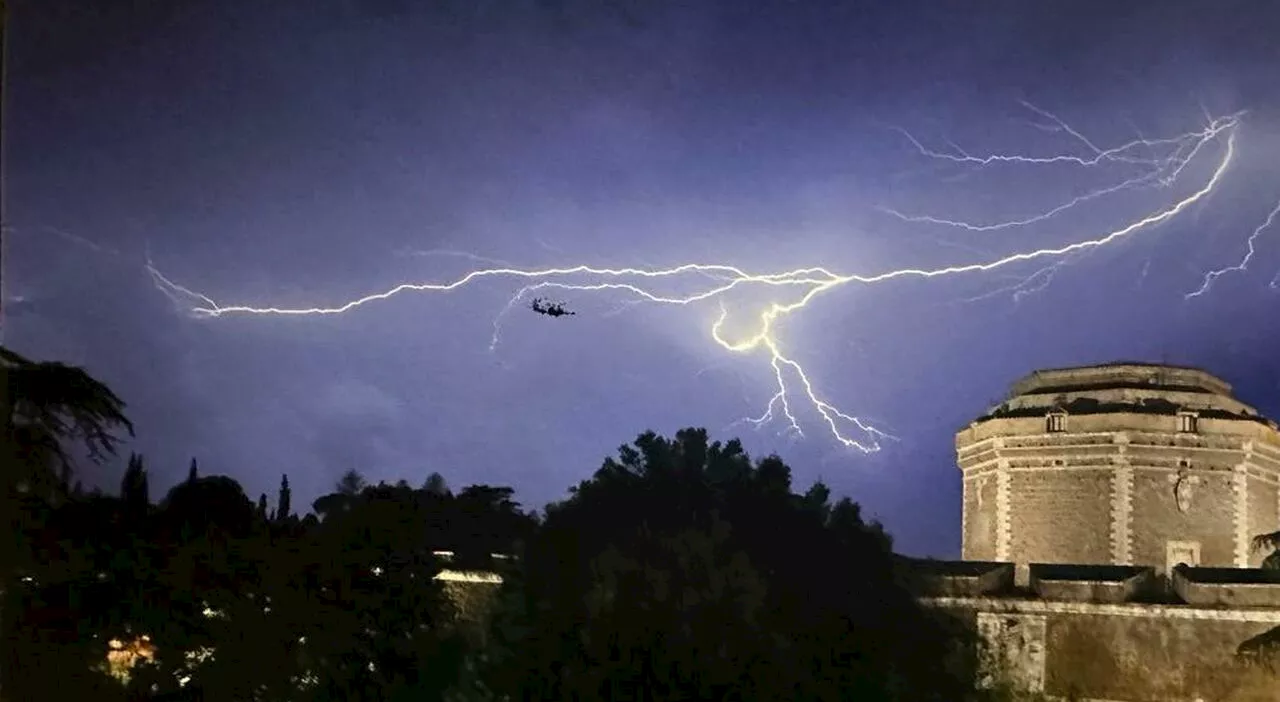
[920,562,1280,701]
[928,363,1280,701]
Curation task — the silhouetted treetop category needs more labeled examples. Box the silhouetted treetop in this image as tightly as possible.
[424,471,450,496]
[336,469,366,496]
[487,427,966,702]
[1,346,134,497]
[120,453,149,513]
[160,474,257,541]
[276,474,292,522]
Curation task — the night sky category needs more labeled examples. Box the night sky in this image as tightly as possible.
[9,0,1280,557]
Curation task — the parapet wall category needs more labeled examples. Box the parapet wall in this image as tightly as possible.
[915,561,1280,701]
[929,596,1280,701]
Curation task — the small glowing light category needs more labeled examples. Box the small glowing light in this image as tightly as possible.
[101,635,157,684]
[201,604,225,619]
[371,566,384,576]
[185,646,216,664]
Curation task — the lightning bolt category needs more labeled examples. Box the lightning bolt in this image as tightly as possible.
[150,109,1260,451]
[882,107,1241,233]
[1185,199,1280,299]
[959,257,1076,306]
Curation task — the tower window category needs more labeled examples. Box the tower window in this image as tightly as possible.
[1177,412,1199,433]
[1046,411,1067,433]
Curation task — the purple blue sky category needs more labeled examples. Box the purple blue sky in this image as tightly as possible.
[8,0,1280,557]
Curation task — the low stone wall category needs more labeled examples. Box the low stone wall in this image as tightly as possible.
[910,560,1013,597]
[1172,567,1280,608]
[1029,564,1154,604]
[437,569,505,641]
[926,596,1280,701]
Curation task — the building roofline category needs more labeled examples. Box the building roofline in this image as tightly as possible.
[1010,362,1232,398]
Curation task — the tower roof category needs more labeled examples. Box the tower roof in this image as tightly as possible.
[967,361,1273,426]
[1009,362,1232,398]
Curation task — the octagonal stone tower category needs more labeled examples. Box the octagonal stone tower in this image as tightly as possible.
[957,362,1280,572]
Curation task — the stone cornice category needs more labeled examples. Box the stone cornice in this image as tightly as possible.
[921,595,1280,622]
[959,417,1280,444]
[436,570,503,584]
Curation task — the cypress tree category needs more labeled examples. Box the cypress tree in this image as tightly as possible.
[121,453,150,511]
[277,474,292,522]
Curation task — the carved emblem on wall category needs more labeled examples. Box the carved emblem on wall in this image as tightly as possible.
[1168,469,1201,513]
[975,613,1047,693]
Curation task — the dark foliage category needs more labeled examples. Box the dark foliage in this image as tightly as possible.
[2,464,536,701]
[477,428,974,702]
[121,453,150,516]
[277,474,292,522]
[1,346,134,501]
[1,351,989,701]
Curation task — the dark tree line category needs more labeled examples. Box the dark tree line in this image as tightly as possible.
[2,348,999,701]
[3,455,536,701]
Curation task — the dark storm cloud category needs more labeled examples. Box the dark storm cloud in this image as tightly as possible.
[10,0,1280,557]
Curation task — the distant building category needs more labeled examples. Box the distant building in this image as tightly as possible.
[921,363,1280,700]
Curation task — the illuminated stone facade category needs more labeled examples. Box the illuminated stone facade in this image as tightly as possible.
[957,363,1280,572]
[921,363,1280,700]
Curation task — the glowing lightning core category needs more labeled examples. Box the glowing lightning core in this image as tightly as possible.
[151,110,1257,452]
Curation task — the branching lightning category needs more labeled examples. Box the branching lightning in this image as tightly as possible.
[1186,199,1280,299]
[880,105,1241,233]
[149,106,1274,452]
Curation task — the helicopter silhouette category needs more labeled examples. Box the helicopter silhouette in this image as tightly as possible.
[530,297,576,317]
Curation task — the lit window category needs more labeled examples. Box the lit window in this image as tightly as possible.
[1046,411,1067,433]
[1178,412,1199,433]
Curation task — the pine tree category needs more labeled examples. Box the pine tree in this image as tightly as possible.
[277,474,292,522]
[187,457,199,483]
